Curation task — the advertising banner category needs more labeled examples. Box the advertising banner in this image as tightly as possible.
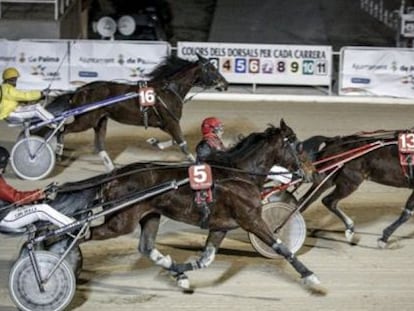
[69,40,170,87]
[339,47,414,98]
[0,40,69,89]
[177,41,332,86]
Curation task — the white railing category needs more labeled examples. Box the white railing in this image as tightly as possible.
[0,0,72,20]
[360,0,400,30]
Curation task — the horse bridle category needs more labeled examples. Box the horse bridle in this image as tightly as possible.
[281,134,310,181]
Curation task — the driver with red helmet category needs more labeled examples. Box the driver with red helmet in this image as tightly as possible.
[195,116,226,162]
[194,117,226,228]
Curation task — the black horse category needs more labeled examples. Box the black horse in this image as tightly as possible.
[43,54,228,170]
[298,130,414,247]
[44,119,324,294]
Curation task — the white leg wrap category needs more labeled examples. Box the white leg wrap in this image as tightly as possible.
[157,140,174,150]
[345,229,354,241]
[301,274,321,286]
[149,249,173,269]
[176,274,190,289]
[99,151,115,171]
[195,246,216,269]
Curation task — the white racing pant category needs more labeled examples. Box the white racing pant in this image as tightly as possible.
[10,103,54,123]
[0,203,75,229]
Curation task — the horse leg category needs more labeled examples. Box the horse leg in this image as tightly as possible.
[139,213,226,290]
[137,214,181,283]
[138,214,169,267]
[163,121,195,162]
[242,218,325,294]
[378,190,414,248]
[167,230,226,289]
[93,116,114,171]
[56,131,65,161]
[321,173,363,243]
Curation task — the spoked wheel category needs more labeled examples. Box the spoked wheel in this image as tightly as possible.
[9,251,76,311]
[48,239,83,278]
[11,136,55,180]
[19,240,83,278]
[249,202,307,259]
[17,129,59,153]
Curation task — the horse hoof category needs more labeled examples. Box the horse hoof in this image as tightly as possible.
[176,274,190,290]
[377,238,387,249]
[301,274,327,296]
[345,229,354,242]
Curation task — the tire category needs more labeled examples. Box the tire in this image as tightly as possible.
[19,240,83,278]
[17,128,57,151]
[10,136,55,180]
[248,202,307,259]
[9,251,76,311]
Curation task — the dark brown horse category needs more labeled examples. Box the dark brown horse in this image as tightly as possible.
[53,119,321,293]
[298,130,413,247]
[44,54,228,170]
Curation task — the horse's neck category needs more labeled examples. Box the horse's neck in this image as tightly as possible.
[167,66,200,97]
[165,81,192,99]
[232,143,276,186]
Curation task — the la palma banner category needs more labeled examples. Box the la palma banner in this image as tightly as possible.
[177,41,332,86]
[0,40,170,90]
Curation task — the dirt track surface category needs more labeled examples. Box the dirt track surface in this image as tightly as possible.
[2,99,414,311]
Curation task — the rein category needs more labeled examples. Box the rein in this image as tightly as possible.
[314,140,397,173]
[57,162,190,193]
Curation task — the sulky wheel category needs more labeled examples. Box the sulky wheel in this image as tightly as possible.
[11,136,56,180]
[249,202,307,259]
[47,239,83,278]
[17,129,59,153]
[18,239,83,278]
[9,250,76,311]
[265,191,298,206]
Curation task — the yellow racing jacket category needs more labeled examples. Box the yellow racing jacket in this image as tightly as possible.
[0,83,42,119]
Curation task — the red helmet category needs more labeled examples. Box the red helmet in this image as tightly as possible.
[201,117,223,135]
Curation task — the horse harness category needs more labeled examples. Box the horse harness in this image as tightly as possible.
[351,131,414,185]
[135,79,190,130]
[312,130,414,186]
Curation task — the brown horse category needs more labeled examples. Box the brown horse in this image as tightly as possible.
[52,119,321,294]
[44,54,228,170]
[298,130,414,247]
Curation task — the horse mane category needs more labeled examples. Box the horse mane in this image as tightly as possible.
[207,125,280,166]
[146,55,195,81]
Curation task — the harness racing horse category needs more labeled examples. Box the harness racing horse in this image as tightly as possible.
[56,119,322,294]
[44,54,228,170]
[298,130,414,248]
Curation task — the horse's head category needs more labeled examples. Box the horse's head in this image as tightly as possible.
[208,120,312,185]
[194,53,228,91]
[275,119,315,182]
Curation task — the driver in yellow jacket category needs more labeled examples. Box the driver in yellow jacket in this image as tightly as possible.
[0,67,54,123]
